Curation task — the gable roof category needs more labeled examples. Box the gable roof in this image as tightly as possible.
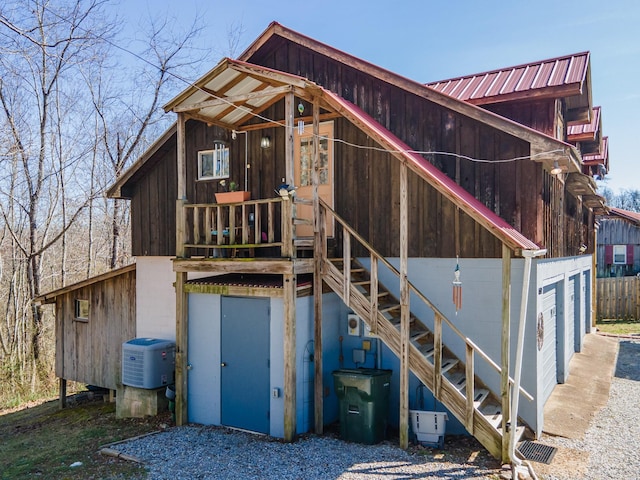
[35,264,136,305]
[426,52,592,123]
[582,135,608,170]
[568,106,601,143]
[107,124,176,199]
[606,207,640,225]
[163,56,541,253]
[238,22,582,175]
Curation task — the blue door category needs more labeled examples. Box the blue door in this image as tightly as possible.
[221,296,270,434]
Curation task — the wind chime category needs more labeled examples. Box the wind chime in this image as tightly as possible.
[452,256,462,314]
[298,101,305,134]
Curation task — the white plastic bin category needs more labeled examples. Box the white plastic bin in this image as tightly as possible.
[409,410,448,448]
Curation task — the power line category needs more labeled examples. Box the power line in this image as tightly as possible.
[38,4,569,166]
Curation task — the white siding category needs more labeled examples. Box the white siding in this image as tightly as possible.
[136,257,176,340]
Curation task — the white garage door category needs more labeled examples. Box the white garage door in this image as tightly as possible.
[541,283,558,402]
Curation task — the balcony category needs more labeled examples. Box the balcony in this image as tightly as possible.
[174,195,315,275]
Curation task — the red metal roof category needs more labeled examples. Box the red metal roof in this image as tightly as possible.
[582,136,608,166]
[568,106,600,142]
[427,52,590,105]
[608,207,640,224]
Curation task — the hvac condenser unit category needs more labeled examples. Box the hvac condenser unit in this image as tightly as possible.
[122,338,175,389]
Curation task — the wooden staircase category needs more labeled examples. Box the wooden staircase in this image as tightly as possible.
[319,204,531,461]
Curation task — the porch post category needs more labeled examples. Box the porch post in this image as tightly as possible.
[399,162,410,449]
[176,113,187,258]
[175,271,188,426]
[283,273,297,441]
[312,100,324,434]
[501,244,512,463]
[284,92,295,186]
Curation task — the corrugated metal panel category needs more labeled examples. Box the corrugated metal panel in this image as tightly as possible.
[427,52,590,104]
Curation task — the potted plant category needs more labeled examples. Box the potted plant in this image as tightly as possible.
[215,179,251,204]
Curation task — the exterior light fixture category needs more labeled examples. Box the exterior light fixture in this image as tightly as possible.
[550,160,562,175]
[260,136,271,149]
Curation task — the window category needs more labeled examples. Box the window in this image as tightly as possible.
[613,245,627,264]
[75,299,89,321]
[198,142,229,180]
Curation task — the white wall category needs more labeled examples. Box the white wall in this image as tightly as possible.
[136,257,176,341]
[135,256,213,341]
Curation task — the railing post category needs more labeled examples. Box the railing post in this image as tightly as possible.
[343,231,351,301]
[205,206,212,245]
[281,197,294,257]
[193,206,200,245]
[465,343,475,434]
[216,206,224,245]
[433,313,442,400]
[370,255,379,334]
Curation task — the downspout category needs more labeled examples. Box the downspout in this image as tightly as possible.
[509,248,547,479]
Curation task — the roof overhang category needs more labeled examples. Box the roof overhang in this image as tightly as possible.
[239,22,582,177]
[107,124,176,199]
[34,264,136,305]
[163,57,325,130]
[427,52,592,124]
[565,172,607,211]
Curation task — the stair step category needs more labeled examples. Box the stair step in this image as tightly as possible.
[379,304,400,314]
[352,280,371,286]
[446,371,467,390]
[481,404,503,429]
[508,426,526,442]
[440,357,459,374]
[473,388,490,408]
[413,342,435,358]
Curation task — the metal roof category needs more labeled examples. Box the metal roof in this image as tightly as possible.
[427,52,590,106]
[607,207,640,225]
[582,136,609,167]
[568,106,601,142]
[163,58,322,130]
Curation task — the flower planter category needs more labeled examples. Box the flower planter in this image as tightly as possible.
[214,191,251,204]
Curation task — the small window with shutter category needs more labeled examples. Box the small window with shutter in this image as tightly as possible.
[613,245,626,264]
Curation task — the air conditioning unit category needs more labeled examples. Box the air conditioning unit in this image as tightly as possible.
[122,338,175,389]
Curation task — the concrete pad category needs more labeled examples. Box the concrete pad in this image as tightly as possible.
[542,333,618,439]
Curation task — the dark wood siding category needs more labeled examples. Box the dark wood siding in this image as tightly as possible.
[126,36,595,259]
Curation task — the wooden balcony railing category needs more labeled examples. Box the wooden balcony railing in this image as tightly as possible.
[180,196,298,258]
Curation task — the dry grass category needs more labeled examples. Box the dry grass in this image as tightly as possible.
[0,392,169,480]
[596,318,640,336]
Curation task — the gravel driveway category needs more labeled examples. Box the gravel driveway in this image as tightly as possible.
[538,338,640,480]
[112,337,639,480]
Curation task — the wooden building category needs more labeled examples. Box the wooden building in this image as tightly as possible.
[44,22,610,466]
[597,207,640,277]
[35,265,136,406]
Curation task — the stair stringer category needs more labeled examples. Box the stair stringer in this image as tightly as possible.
[322,257,506,460]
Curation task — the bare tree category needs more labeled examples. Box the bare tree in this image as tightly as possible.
[0,1,116,386]
[0,0,224,400]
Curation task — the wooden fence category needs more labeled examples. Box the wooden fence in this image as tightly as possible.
[597,276,640,320]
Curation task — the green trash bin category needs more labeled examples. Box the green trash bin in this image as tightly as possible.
[332,368,392,444]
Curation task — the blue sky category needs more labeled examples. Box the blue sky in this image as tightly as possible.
[117,0,640,194]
